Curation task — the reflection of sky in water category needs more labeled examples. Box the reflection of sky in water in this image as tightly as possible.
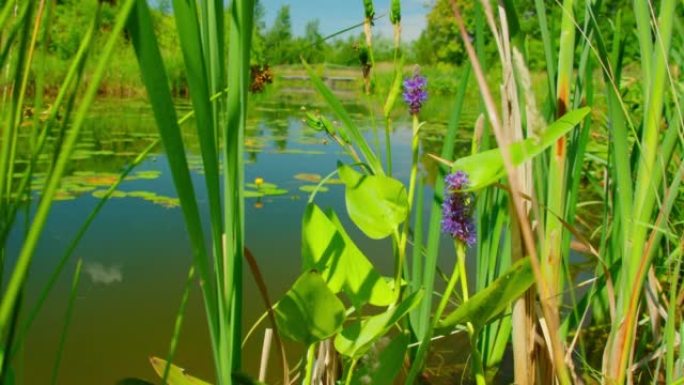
[16,99,472,385]
[84,262,123,285]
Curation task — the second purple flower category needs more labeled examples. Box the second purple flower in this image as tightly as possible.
[441,171,476,246]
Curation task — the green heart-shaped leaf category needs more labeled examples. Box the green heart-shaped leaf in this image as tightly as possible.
[274,270,346,345]
[302,203,394,307]
[338,164,408,239]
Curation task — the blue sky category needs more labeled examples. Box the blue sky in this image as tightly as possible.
[259,0,430,41]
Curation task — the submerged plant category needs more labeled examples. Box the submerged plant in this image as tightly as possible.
[441,171,476,246]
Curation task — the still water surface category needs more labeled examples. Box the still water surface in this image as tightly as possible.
[16,95,477,384]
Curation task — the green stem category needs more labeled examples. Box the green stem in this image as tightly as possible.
[456,241,470,301]
[162,266,195,385]
[384,117,393,176]
[456,243,486,385]
[404,241,463,384]
[467,323,487,385]
[396,114,421,301]
[303,343,316,385]
[392,229,403,300]
[307,169,340,203]
[344,358,358,385]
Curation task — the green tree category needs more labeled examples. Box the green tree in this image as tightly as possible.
[265,5,294,64]
[414,0,475,65]
[301,19,327,63]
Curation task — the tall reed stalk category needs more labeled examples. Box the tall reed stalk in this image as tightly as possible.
[603,1,679,383]
[127,0,254,383]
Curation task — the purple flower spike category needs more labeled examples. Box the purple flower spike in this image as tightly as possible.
[441,171,476,246]
[403,69,428,115]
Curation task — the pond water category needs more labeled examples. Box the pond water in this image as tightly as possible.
[13,93,485,384]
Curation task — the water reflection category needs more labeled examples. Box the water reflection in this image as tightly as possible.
[19,94,472,385]
[84,262,123,285]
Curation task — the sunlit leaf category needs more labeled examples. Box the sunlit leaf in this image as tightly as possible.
[350,334,409,385]
[338,164,408,239]
[437,258,534,330]
[335,290,423,358]
[149,357,212,385]
[274,270,346,345]
[450,108,590,190]
[302,203,394,307]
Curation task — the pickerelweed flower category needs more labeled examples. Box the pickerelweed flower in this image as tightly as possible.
[441,171,476,245]
[403,70,428,115]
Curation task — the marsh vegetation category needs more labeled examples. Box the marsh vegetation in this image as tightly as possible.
[0,1,682,385]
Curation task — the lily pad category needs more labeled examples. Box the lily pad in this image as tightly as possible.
[275,148,325,155]
[148,196,180,208]
[129,170,161,180]
[92,190,127,199]
[244,190,264,198]
[83,174,119,186]
[294,173,322,183]
[246,182,278,190]
[54,191,76,201]
[127,191,158,199]
[69,151,92,160]
[299,185,328,193]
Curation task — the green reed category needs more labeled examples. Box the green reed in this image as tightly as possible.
[458,1,683,384]
[0,0,136,380]
[2,0,680,384]
[127,0,254,383]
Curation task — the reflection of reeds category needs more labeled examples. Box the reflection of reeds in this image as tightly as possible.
[0,0,138,381]
[126,1,259,384]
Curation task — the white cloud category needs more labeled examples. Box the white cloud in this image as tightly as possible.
[84,262,123,285]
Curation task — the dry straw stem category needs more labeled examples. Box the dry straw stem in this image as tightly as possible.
[448,1,572,384]
[244,247,290,383]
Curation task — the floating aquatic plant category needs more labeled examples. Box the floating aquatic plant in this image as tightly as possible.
[299,185,328,193]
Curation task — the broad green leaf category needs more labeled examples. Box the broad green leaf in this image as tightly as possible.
[338,164,408,239]
[335,290,423,358]
[274,270,346,345]
[437,258,534,330]
[149,357,212,385]
[451,107,590,190]
[302,203,394,307]
[350,334,410,385]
